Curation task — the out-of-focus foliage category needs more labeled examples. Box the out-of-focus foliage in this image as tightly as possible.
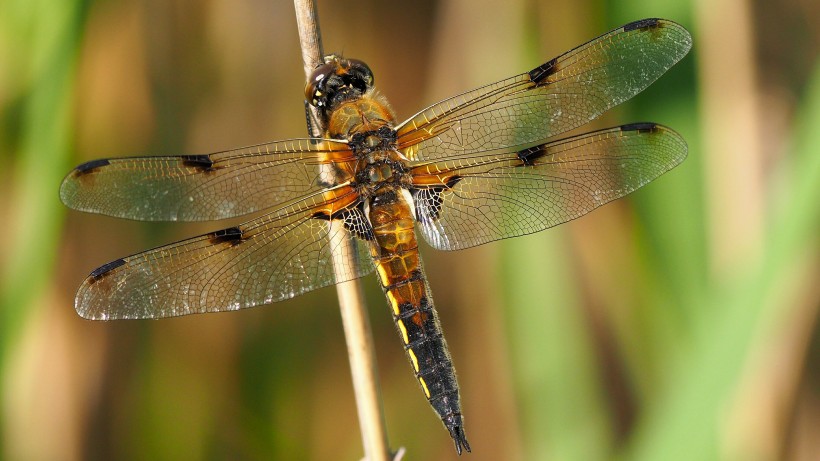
[0,0,817,460]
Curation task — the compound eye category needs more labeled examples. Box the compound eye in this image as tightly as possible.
[346,58,374,87]
[305,62,335,106]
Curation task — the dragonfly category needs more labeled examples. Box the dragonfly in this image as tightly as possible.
[61,18,692,455]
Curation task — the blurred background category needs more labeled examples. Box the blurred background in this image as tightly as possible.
[1,0,819,459]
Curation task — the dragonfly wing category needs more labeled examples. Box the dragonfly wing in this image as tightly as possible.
[60,138,352,221]
[396,19,691,162]
[410,123,686,250]
[74,185,375,319]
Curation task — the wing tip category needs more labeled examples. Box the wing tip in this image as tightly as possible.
[61,159,111,208]
[620,122,689,159]
[622,18,692,54]
[75,305,103,320]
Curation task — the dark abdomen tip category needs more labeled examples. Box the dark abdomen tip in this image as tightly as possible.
[443,413,471,455]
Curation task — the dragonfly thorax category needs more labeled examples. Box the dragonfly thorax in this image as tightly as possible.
[326,96,396,140]
[352,149,412,198]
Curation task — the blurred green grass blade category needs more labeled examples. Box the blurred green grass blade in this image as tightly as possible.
[604,5,707,396]
[0,0,86,389]
[768,63,820,260]
[614,0,704,304]
[501,234,613,461]
[625,59,820,461]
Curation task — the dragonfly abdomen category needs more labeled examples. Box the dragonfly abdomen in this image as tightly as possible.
[366,185,470,453]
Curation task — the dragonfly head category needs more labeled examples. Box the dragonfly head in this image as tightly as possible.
[305,55,374,117]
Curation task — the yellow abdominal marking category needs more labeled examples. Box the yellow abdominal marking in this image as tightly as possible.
[397,319,409,344]
[419,376,431,398]
[376,264,390,287]
[408,348,419,372]
[387,290,399,315]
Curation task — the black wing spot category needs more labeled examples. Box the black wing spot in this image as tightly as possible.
[181,154,215,172]
[311,206,353,221]
[517,146,546,166]
[209,226,244,245]
[413,176,460,224]
[341,205,375,241]
[89,258,126,281]
[624,18,660,32]
[73,159,110,176]
[445,175,462,189]
[528,57,559,85]
[621,122,658,133]
[311,211,331,221]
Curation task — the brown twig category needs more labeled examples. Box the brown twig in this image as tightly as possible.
[292,1,394,460]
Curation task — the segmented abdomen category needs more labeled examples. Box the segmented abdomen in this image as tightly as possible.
[366,187,467,444]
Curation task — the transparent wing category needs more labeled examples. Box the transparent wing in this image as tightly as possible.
[410,123,686,250]
[74,186,375,319]
[395,19,691,162]
[60,138,352,221]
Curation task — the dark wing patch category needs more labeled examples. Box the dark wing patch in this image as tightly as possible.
[74,159,111,175]
[312,202,375,241]
[527,57,559,85]
[516,146,547,166]
[181,154,215,172]
[209,226,245,245]
[412,174,463,224]
[338,205,375,242]
[89,258,126,281]
[413,187,446,224]
[624,18,660,32]
[621,122,659,133]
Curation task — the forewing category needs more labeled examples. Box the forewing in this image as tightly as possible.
[395,19,691,162]
[411,124,686,250]
[74,187,375,320]
[60,138,352,221]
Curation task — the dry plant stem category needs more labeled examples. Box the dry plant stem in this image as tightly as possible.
[292,1,392,460]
